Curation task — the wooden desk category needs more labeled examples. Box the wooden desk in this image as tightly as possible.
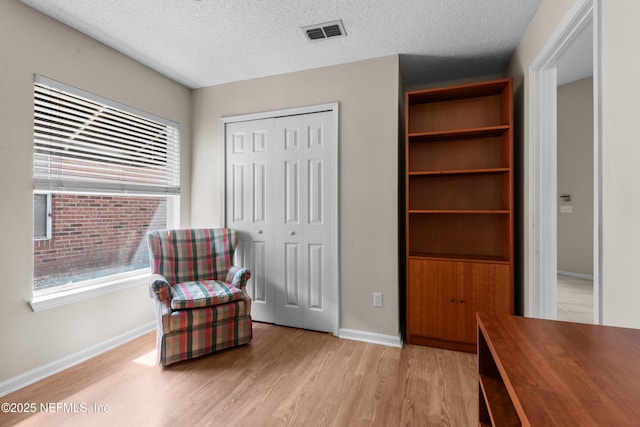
[477,313,640,426]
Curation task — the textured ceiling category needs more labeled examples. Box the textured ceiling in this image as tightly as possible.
[20,0,541,89]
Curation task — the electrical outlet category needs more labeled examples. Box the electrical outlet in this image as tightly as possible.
[373,292,383,307]
[560,205,573,214]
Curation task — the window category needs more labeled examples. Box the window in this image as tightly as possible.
[32,75,180,297]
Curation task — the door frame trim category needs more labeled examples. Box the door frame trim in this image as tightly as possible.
[528,0,601,322]
[220,102,340,336]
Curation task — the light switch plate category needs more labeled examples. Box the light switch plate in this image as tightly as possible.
[373,292,383,307]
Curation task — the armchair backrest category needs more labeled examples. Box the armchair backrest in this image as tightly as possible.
[147,228,238,284]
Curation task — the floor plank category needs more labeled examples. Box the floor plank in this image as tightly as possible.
[1,323,477,426]
[557,275,594,324]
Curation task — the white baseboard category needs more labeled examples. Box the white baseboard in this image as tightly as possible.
[338,328,403,348]
[558,271,594,281]
[0,321,155,397]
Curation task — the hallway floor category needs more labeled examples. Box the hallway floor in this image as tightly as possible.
[557,275,593,324]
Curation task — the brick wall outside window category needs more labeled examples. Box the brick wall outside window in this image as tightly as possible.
[34,194,167,290]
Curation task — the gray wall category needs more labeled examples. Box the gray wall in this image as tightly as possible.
[599,0,640,327]
[191,56,401,338]
[557,77,594,277]
[508,0,640,328]
[0,0,191,385]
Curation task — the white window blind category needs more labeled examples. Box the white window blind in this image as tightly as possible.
[33,75,180,195]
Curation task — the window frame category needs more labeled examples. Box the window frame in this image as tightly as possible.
[33,191,52,241]
[30,75,180,312]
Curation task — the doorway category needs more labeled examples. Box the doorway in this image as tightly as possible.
[557,77,594,323]
[528,0,601,323]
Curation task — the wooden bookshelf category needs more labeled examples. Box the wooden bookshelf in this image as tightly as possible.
[405,79,514,351]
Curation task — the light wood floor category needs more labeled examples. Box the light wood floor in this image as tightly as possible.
[2,323,478,426]
[557,275,594,324]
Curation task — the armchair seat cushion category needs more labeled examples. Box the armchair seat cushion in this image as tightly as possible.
[163,299,250,333]
[170,280,244,310]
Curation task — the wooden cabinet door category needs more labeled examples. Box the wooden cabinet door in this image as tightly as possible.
[458,262,512,344]
[408,259,512,349]
[408,259,458,342]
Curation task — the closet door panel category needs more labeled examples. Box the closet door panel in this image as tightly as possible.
[284,160,300,224]
[284,242,301,306]
[300,111,334,332]
[253,162,266,223]
[307,243,324,310]
[275,116,304,327]
[226,119,277,324]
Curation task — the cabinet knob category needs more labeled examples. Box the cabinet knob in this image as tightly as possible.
[459,300,464,303]
[289,231,295,236]
[450,298,455,303]
[258,230,263,234]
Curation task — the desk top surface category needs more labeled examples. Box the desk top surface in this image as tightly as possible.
[477,313,640,426]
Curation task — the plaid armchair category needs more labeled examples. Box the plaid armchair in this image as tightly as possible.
[147,228,252,366]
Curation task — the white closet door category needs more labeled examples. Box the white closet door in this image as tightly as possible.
[225,118,277,323]
[274,111,334,332]
[225,109,335,333]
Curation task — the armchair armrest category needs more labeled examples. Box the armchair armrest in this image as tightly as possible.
[149,274,172,302]
[225,266,251,290]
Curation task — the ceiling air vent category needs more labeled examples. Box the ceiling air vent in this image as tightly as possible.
[302,20,346,42]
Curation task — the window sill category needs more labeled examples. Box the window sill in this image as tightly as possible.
[29,270,150,312]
